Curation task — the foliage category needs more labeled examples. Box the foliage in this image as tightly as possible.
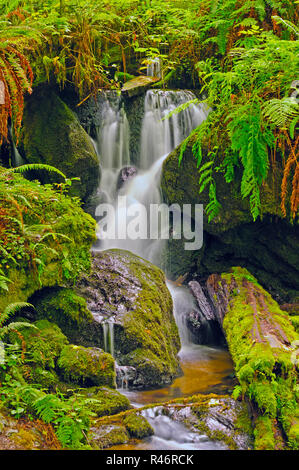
[178,19,299,220]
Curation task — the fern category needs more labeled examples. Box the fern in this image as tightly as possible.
[0,302,34,328]
[262,97,299,129]
[226,101,273,220]
[11,164,66,181]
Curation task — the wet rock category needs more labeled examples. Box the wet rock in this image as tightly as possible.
[121,76,159,98]
[76,249,181,389]
[116,365,137,389]
[116,166,137,190]
[158,395,253,450]
[89,424,129,450]
[161,135,299,303]
[57,345,116,388]
[20,85,100,201]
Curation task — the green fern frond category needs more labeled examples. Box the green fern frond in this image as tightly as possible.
[0,302,34,327]
[11,164,66,181]
[262,97,299,129]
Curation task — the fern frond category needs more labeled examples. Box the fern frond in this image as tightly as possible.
[262,97,299,129]
[11,164,66,181]
[0,302,34,327]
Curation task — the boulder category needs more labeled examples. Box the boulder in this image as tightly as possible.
[20,86,100,201]
[121,76,159,98]
[116,166,137,190]
[76,249,181,388]
[57,344,116,388]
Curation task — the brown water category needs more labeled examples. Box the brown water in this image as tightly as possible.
[120,345,234,407]
[110,345,234,451]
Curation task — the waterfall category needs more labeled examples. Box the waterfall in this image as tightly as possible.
[139,90,208,170]
[94,92,130,206]
[146,57,162,78]
[91,89,212,378]
[102,321,115,357]
[140,407,227,450]
[94,89,208,265]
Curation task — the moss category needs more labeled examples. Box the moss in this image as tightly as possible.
[0,167,96,314]
[123,413,154,439]
[20,86,100,201]
[74,387,131,417]
[215,267,299,449]
[57,344,116,388]
[30,366,60,389]
[11,428,39,450]
[33,288,94,342]
[291,315,299,333]
[254,416,275,450]
[89,425,129,450]
[8,319,68,369]
[116,250,180,386]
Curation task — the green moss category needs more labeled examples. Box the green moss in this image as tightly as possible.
[8,319,68,369]
[254,416,275,450]
[123,413,154,439]
[218,267,299,449]
[57,344,116,388]
[33,288,94,340]
[20,86,100,201]
[74,387,131,417]
[112,249,180,386]
[0,167,96,313]
[89,425,129,450]
[291,315,299,333]
[30,366,60,389]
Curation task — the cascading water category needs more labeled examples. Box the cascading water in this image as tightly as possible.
[94,89,208,265]
[87,88,233,450]
[146,57,162,78]
[139,90,207,170]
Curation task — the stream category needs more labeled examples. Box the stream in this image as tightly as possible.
[90,87,234,450]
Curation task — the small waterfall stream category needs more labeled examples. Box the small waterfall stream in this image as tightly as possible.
[90,88,232,450]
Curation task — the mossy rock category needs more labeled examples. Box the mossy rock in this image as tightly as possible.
[88,424,129,450]
[74,386,131,417]
[7,319,68,370]
[160,137,299,302]
[31,287,101,346]
[29,366,60,390]
[76,249,181,388]
[123,412,154,439]
[57,344,116,388]
[20,85,100,201]
[0,168,96,314]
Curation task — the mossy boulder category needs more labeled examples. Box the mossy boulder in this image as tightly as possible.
[88,424,129,450]
[57,344,116,388]
[0,168,96,314]
[20,86,100,201]
[7,319,68,370]
[73,387,131,417]
[123,412,154,439]
[206,267,299,450]
[76,249,181,388]
[31,287,102,346]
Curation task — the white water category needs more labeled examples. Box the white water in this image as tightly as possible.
[91,89,229,450]
[95,89,208,265]
[146,57,162,78]
[139,407,227,451]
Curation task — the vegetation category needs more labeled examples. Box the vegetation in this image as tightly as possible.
[0,0,298,452]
